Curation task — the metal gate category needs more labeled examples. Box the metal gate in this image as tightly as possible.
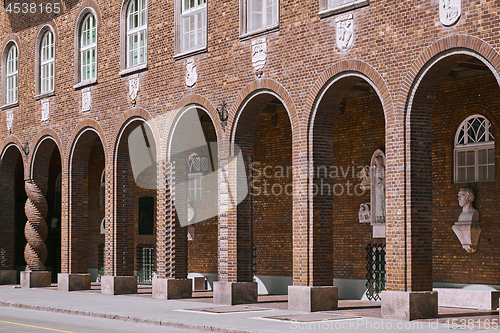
[365,243,386,301]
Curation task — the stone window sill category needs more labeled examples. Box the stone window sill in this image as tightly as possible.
[1,101,18,110]
[239,24,279,41]
[319,0,369,19]
[34,91,55,101]
[119,63,148,77]
[74,78,98,90]
[173,47,207,61]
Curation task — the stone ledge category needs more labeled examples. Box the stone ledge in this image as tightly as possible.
[57,273,91,292]
[381,290,438,321]
[101,276,137,295]
[152,278,192,299]
[288,286,338,312]
[20,271,51,288]
[213,282,258,305]
[435,288,500,310]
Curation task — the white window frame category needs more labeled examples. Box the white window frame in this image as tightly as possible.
[40,31,55,94]
[126,0,147,68]
[454,115,495,183]
[188,172,203,201]
[240,0,279,37]
[179,0,207,54]
[6,45,18,105]
[80,14,97,82]
[318,0,369,18]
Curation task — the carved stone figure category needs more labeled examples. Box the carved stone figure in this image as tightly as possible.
[187,198,195,224]
[6,110,13,132]
[336,14,354,50]
[82,91,91,112]
[129,77,139,102]
[452,187,481,253]
[358,202,371,224]
[439,0,461,26]
[371,151,385,225]
[41,100,50,122]
[252,37,267,76]
[186,59,198,87]
[358,165,370,190]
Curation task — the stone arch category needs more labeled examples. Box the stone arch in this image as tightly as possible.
[30,129,64,186]
[68,119,109,161]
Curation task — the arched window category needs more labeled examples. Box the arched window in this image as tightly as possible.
[126,0,147,67]
[6,45,18,104]
[40,31,55,93]
[99,169,105,207]
[455,115,495,183]
[81,13,97,81]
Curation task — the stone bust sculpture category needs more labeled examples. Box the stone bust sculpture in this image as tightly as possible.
[457,187,479,223]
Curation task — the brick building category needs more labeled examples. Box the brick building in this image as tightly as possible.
[0,0,499,320]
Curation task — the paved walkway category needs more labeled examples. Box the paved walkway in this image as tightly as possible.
[0,284,498,333]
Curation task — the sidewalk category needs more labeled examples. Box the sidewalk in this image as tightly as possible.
[0,284,497,333]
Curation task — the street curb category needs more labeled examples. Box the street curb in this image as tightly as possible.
[0,301,259,333]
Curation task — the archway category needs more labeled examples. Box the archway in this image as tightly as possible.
[310,73,386,299]
[232,91,293,295]
[0,145,26,284]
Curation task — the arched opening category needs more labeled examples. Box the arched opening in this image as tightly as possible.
[168,105,219,291]
[115,119,157,283]
[233,92,293,295]
[0,145,26,284]
[32,138,62,282]
[310,74,385,299]
[408,53,500,292]
[69,130,105,282]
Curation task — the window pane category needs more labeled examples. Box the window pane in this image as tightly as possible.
[488,148,494,163]
[478,149,486,164]
[488,165,494,180]
[457,168,466,182]
[478,166,487,181]
[457,151,465,167]
[466,151,475,166]
[466,166,475,182]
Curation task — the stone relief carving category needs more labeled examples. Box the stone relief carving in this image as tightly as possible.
[186,59,198,87]
[358,202,371,224]
[6,110,13,132]
[440,0,461,26]
[41,100,50,122]
[371,150,385,225]
[336,13,354,50]
[252,37,267,77]
[358,165,370,190]
[187,198,196,224]
[82,90,91,112]
[452,187,481,253]
[129,77,139,103]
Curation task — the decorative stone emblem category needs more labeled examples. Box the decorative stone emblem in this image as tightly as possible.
[358,165,370,190]
[452,187,481,253]
[186,59,198,87]
[82,90,91,112]
[358,203,371,224]
[129,77,139,103]
[440,0,461,26]
[6,110,13,132]
[336,13,354,50]
[252,37,267,77]
[41,100,50,122]
[370,149,386,238]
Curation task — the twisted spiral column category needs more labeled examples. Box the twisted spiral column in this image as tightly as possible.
[24,180,48,271]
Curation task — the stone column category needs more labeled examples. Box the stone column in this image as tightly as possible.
[152,161,192,299]
[21,180,51,288]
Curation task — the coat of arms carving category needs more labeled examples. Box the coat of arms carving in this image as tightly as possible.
[41,100,50,122]
[186,59,198,87]
[252,37,267,77]
[440,0,461,26]
[129,77,139,103]
[336,13,354,50]
[6,110,13,132]
[82,91,91,112]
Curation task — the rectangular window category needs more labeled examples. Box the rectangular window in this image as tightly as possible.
[246,0,278,34]
[81,15,97,81]
[456,148,494,183]
[180,0,206,53]
[41,32,54,93]
[319,0,369,18]
[188,174,203,201]
[6,46,18,104]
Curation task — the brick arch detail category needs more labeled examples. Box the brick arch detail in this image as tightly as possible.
[161,94,222,161]
[29,128,64,179]
[304,59,394,124]
[112,107,161,158]
[401,35,500,117]
[68,119,109,162]
[227,79,299,150]
[1,135,25,165]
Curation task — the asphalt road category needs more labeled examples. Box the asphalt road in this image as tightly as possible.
[0,307,197,333]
